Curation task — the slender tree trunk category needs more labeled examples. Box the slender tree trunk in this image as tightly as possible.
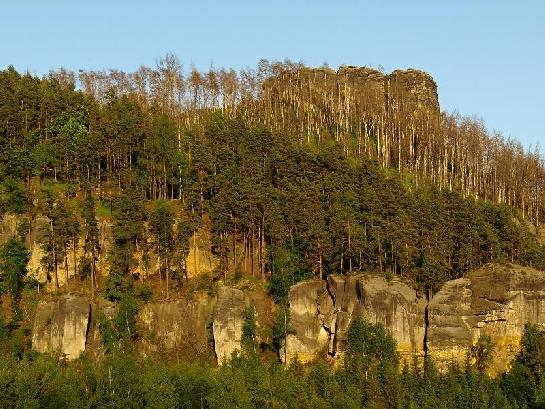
[64,243,69,285]
[166,258,169,300]
[73,239,77,279]
[91,251,96,299]
[51,220,58,289]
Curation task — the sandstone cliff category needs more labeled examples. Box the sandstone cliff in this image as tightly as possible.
[28,263,545,375]
[140,294,215,354]
[284,263,545,375]
[32,294,90,360]
[262,65,440,121]
[284,274,426,364]
[428,263,545,375]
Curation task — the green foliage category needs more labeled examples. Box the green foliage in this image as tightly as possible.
[272,304,291,355]
[137,285,154,303]
[97,293,140,353]
[347,315,398,364]
[241,306,257,353]
[0,178,29,215]
[268,244,310,303]
[0,325,543,409]
[471,334,495,373]
[106,190,144,301]
[0,237,29,314]
[96,312,116,353]
[344,315,398,384]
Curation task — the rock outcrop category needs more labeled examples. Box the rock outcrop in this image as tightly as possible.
[283,280,331,363]
[32,295,90,360]
[386,69,440,115]
[284,274,426,363]
[262,65,440,122]
[212,286,247,362]
[427,263,545,375]
[285,264,545,375]
[27,263,545,375]
[328,274,426,359]
[337,66,386,116]
[140,295,215,353]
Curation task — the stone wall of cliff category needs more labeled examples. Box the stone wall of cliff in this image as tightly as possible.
[284,263,545,376]
[28,263,545,376]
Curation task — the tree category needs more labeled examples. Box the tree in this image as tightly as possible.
[471,334,495,374]
[0,237,29,321]
[272,304,291,363]
[82,190,100,297]
[106,190,144,301]
[241,306,257,354]
[344,315,398,381]
[149,200,175,298]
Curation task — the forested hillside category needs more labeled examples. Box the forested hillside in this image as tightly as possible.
[2,57,545,408]
[1,58,544,300]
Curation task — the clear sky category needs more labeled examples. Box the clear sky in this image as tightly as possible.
[1,1,543,149]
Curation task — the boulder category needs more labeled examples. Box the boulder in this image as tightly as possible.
[32,294,90,360]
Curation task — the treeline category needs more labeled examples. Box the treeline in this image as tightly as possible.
[1,316,545,408]
[18,55,544,224]
[0,64,545,299]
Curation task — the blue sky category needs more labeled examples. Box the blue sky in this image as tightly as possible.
[1,1,543,149]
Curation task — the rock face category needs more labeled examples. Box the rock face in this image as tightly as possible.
[262,65,439,121]
[427,263,545,375]
[140,295,215,354]
[284,280,332,363]
[286,264,545,374]
[26,263,545,375]
[284,274,426,363]
[328,274,426,359]
[186,227,220,278]
[337,66,386,116]
[212,286,247,362]
[32,295,90,360]
[386,69,440,115]
[211,284,271,362]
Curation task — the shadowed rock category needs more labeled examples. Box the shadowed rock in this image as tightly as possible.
[140,295,215,354]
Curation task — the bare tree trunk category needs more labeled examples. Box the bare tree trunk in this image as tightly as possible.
[51,220,59,289]
[64,243,69,285]
[73,239,77,279]
[91,251,96,299]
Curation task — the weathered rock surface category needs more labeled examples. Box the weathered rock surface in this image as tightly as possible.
[284,274,426,363]
[386,69,440,115]
[26,263,545,375]
[140,295,215,353]
[32,295,90,360]
[212,286,247,362]
[428,263,545,375]
[328,274,426,359]
[283,280,331,363]
[262,65,439,122]
[286,264,545,374]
